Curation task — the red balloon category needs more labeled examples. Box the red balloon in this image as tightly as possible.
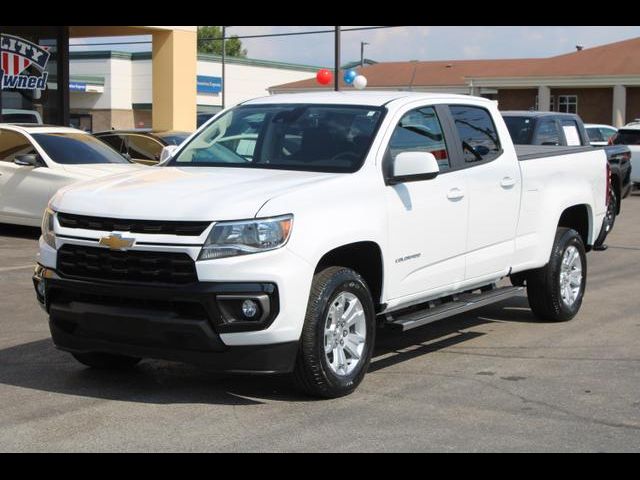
[316,69,333,85]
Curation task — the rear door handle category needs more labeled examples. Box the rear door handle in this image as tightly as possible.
[447,188,465,200]
[500,177,517,188]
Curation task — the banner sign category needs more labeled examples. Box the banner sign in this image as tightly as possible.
[69,82,87,92]
[197,75,222,94]
[0,33,50,90]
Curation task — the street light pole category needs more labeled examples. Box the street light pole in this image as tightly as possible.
[221,26,226,109]
[334,26,340,91]
[360,42,369,68]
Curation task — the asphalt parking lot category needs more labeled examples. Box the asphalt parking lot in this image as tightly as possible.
[1,196,639,452]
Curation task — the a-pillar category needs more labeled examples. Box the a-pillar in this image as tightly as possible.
[152,29,197,131]
[537,85,551,111]
[612,84,626,128]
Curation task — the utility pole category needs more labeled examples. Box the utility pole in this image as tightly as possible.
[221,26,227,109]
[334,26,340,91]
[360,42,369,68]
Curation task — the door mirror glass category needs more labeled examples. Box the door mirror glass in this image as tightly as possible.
[13,154,42,167]
[389,151,439,184]
[159,145,178,165]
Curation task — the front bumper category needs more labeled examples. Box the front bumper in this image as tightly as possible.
[33,266,298,374]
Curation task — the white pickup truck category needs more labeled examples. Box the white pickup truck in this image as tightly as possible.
[33,92,609,398]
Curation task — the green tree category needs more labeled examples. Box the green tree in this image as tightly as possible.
[198,26,247,57]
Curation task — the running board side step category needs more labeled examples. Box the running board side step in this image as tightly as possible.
[384,286,525,332]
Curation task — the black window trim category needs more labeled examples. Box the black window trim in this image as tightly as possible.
[382,103,455,185]
[443,103,504,170]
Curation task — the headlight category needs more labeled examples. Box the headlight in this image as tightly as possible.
[199,214,293,260]
[41,208,56,249]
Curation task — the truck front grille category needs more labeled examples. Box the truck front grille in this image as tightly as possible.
[57,213,210,236]
[57,244,198,284]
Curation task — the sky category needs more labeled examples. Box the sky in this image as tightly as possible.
[70,26,640,67]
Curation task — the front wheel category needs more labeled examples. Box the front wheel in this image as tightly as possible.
[526,227,587,322]
[294,267,376,398]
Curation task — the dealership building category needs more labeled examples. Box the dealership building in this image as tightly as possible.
[0,26,316,132]
[67,51,318,131]
[271,36,640,127]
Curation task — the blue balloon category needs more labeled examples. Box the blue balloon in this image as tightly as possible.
[343,69,357,85]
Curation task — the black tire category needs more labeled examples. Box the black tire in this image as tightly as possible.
[602,187,617,235]
[293,267,376,398]
[526,227,587,322]
[72,352,141,370]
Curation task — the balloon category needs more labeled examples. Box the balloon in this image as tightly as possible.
[353,75,367,90]
[343,69,357,85]
[316,69,333,85]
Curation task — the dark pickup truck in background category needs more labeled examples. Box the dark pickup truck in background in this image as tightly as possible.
[502,111,632,242]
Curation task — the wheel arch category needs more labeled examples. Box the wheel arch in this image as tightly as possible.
[315,241,384,312]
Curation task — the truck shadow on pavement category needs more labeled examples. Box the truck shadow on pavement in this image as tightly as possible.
[0,223,41,240]
[0,296,533,405]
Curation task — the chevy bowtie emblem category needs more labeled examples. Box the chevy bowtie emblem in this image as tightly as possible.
[98,233,135,251]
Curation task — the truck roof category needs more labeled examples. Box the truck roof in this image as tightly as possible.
[501,110,580,119]
[243,91,495,107]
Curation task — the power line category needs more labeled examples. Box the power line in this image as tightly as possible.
[69,26,403,47]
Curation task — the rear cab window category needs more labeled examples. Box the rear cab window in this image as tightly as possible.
[449,105,501,163]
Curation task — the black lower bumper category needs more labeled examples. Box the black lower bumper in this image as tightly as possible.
[34,266,297,374]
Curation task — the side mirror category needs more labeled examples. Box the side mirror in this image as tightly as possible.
[388,151,440,185]
[14,154,42,167]
[122,152,132,162]
[159,145,178,165]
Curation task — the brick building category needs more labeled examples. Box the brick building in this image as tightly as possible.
[269,36,640,127]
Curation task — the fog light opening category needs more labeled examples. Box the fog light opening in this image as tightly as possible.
[242,299,258,319]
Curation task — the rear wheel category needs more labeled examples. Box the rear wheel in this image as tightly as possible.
[294,267,376,398]
[526,228,587,322]
[602,187,617,235]
[72,352,141,370]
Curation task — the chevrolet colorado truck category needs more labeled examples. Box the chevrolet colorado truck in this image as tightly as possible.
[33,92,609,398]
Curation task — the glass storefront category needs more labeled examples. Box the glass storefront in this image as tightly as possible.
[0,26,69,125]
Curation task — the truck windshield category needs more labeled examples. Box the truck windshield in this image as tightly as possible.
[31,133,131,164]
[502,116,534,144]
[170,104,385,173]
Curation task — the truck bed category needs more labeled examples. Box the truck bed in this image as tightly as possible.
[515,145,594,161]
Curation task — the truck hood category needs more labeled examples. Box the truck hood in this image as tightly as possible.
[51,166,337,221]
[60,163,146,178]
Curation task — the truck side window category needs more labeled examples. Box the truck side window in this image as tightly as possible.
[535,119,561,145]
[559,119,582,146]
[449,105,501,163]
[388,107,450,171]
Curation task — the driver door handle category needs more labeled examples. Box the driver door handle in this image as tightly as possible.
[447,188,465,200]
[500,176,517,188]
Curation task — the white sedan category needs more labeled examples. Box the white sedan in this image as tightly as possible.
[0,124,145,227]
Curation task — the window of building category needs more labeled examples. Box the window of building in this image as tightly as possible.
[557,95,578,114]
[449,105,501,163]
[388,106,450,171]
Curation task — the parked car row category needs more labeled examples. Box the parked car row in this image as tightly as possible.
[0,123,195,227]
